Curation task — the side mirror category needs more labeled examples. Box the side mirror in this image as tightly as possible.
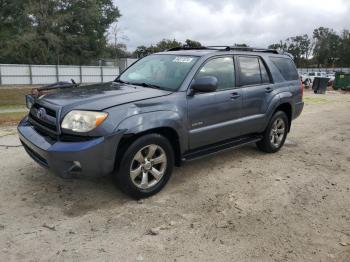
[190,76,218,94]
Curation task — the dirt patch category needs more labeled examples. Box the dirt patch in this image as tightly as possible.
[0,91,350,261]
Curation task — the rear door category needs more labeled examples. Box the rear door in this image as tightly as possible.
[236,56,274,134]
[187,56,243,149]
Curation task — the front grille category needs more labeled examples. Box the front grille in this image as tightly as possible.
[32,103,56,117]
[28,103,59,138]
[29,113,57,131]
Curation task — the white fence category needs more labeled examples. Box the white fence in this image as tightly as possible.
[0,64,120,85]
[298,67,350,74]
[118,58,138,72]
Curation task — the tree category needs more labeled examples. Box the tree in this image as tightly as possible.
[107,21,129,60]
[156,39,182,51]
[134,45,149,58]
[269,35,313,67]
[338,30,350,67]
[185,39,202,48]
[133,38,202,58]
[0,0,31,62]
[313,27,341,67]
[0,0,121,65]
[268,40,288,51]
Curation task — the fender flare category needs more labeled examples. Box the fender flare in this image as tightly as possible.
[264,92,293,129]
[116,111,188,153]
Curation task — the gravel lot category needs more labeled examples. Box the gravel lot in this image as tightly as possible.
[0,91,349,262]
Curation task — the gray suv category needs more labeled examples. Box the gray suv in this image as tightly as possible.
[18,46,304,198]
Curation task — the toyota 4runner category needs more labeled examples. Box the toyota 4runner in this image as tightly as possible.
[18,46,304,199]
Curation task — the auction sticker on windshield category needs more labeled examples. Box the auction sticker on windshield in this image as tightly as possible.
[173,57,194,63]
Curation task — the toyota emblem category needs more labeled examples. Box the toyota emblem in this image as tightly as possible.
[36,107,46,119]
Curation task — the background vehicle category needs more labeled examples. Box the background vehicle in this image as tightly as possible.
[18,46,304,198]
[301,71,326,86]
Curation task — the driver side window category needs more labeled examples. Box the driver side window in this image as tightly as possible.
[195,57,235,90]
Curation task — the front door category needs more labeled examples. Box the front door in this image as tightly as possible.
[187,56,243,149]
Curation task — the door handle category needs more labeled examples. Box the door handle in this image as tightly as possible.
[230,92,241,99]
[265,87,273,93]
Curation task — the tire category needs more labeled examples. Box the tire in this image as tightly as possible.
[257,111,289,153]
[114,134,174,199]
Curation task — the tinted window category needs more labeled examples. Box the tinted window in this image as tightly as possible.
[270,57,299,81]
[259,59,270,84]
[238,57,261,86]
[195,57,235,90]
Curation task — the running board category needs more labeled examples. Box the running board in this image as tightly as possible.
[182,135,263,162]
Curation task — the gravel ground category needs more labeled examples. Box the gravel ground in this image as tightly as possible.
[0,91,349,262]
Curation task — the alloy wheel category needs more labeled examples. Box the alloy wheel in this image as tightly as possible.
[269,118,285,148]
[129,144,167,189]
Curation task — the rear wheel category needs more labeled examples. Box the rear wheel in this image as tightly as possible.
[114,134,174,199]
[257,111,288,153]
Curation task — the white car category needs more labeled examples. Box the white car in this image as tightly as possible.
[301,72,328,86]
[326,73,335,83]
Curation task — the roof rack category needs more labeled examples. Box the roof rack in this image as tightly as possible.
[167,45,283,55]
[167,46,215,51]
[208,46,282,54]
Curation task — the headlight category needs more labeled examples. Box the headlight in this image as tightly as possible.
[61,110,108,132]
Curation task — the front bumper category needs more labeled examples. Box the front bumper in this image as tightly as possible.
[18,117,123,178]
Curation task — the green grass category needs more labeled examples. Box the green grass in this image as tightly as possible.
[0,88,30,126]
[0,88,30,107]
[0,111,27,126]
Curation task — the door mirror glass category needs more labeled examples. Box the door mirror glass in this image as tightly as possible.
[191,76,218,93]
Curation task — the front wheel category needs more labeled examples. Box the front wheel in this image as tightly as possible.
[114,134,174,199]
[257,111,288,153]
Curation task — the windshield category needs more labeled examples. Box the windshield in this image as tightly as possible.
[118,54,199,91]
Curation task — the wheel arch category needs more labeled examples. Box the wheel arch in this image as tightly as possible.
[274,103,292,132]
[116,126,182,168]
[115,111,185,168]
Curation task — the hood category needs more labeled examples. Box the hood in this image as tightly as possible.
[37,82,172,111]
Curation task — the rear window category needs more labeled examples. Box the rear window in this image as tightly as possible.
[270,57,299,81]
[238,57,262,86]
[238,56,271,86]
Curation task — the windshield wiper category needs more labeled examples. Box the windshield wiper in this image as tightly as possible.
[131,82,164,89]
[114,79,130,84]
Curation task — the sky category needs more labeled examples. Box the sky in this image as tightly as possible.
[115,0,350,51]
